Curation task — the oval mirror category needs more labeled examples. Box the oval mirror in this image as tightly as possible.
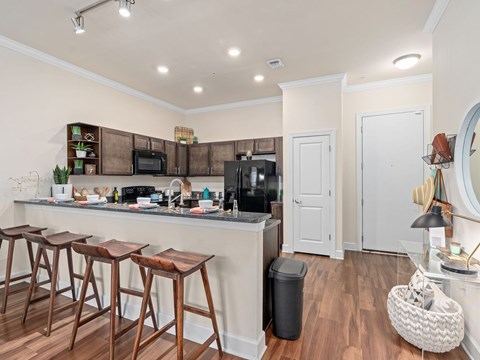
[456,102,480,216]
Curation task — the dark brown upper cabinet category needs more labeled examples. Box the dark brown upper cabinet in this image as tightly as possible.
[134,135,165,153]
[274,137,283,176]
[188,143,210,176]
[210,141,235,176]
[101,128,133,175]
[255,138,276,153]
[236,139,255,154]
[165,141,188,176]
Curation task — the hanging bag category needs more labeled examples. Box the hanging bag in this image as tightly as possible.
[429,169,453,238]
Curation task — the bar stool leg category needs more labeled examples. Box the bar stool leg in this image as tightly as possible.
[175,276,184,360]
[109,260,119,360]
[137,258,158,331]
[200,265,223,356]
[1,240,15,314]
[22,247,43,323]
[69,256,94,350]
[172,279,178,342]
[42,248,53,280]
[116,267,122,318]
[66,247,76,301]
[26,241,35,270]
[46,248,60,337]
[83,255,102,310]
[131,269,154,360]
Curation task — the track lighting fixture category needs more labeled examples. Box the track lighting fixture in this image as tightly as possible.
[71,0,135,34]
[71,15,85,34]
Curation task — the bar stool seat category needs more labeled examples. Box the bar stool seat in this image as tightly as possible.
[69,239,158,360]
[0,225,51,314]
[22,231,102,337]
[131,248,223,360]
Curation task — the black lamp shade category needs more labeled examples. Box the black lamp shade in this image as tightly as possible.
[411,205,453,228]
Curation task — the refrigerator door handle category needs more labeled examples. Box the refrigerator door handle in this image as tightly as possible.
[236,165,240,205]
[238,166,243,209]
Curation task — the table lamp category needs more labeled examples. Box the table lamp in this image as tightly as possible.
[411,205,479,276]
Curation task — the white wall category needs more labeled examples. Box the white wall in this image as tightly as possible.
[282,80,344,255]
[433,1,480,355]
[343,81,432,248]
[0,46,184,273]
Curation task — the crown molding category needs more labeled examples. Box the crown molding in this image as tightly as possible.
[343,74,432,93]
[278,73,346,90]
[185,96,282,115]
[0,35,185,114]
[423,0,450,33]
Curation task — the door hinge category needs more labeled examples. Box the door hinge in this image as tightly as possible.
[361,199,364,206]
[329,234,331,241]
[329,145,331,152]
[361,235,364,243]
[361,125,363,134]
[329,190,331,196]
[361,162,364,170]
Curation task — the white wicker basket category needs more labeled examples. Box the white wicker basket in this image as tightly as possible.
[387,285,464,353]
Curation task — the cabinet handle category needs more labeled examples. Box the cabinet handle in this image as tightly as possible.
[131,164,133,174]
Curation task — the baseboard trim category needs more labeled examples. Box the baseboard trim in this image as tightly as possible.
[343,242,359,251]
[0,270,30,283]
[333,250,344,260]
[37,275,266,359]
[281,243,293,253]
[462,330,480,360]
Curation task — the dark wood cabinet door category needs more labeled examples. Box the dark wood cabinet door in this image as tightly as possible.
[236,139,255,154]
[255,137,276,153]
[101,128,133,175]
[133,134,150,150]
[210,141,235,176]
[271,203,284,255]
[274,137,283,176]
[164,140,177,175]
[188,144,210,176]
[177,144,188,176]
[150,138,165,152]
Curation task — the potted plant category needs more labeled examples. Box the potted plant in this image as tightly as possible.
[71,142,92,158]
[52,165,73,197]
[192,136,199,144]
[71,125,82,141]
[178,136,188,144]
[73,159,84,175]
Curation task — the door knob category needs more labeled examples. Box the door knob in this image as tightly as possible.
[294,199,302,204]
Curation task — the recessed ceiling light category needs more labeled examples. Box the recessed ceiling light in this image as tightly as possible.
[393,54,421,69]
[118,0,132,18]
[193,86,203,93]
[228,47,241,57]
[254,75,265,82]
[157,65,169,74]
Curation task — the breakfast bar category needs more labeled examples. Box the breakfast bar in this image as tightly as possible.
[14,200,279,359]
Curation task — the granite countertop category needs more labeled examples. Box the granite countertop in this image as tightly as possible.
[15,200,271,224]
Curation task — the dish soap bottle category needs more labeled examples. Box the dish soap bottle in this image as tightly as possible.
[203,187,210,199]
[113,187,119,204]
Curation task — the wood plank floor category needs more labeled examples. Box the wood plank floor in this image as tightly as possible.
[0,251,470,359]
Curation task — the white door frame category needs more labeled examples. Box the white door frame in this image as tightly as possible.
[288,130,336,258]
[356,106,431,251]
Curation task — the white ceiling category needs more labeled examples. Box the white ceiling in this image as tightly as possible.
[0,0,434,109]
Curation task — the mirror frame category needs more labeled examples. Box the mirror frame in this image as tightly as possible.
[456,102,480,216]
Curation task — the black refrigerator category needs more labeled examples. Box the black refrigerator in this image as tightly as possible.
[224,160,277,213]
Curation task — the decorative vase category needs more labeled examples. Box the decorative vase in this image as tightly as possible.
[76,150,87,158]
[51,184,73,197]
[72,134,82,141]
[73,168,84,175]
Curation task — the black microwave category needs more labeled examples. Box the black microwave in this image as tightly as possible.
[132,150,167,175]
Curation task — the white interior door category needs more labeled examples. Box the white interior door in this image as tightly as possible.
[362,111,424,252]
[293,135,332,255]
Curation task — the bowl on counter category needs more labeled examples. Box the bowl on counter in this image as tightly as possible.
[198,200,213,209]
[87,194,100,202]
[137,197,151,205]
[54,193,68,200]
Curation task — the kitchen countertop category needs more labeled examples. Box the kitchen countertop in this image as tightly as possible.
[15,200,271,224]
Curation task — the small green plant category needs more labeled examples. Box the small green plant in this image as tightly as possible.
[71,142,92,152]
[52,165,71,184]
[73,159,84,169]
[192,136,199,143]
[178,136,188,142]
[71,125,81,136]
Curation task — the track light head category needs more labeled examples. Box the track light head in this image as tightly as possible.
[71,15,85,34]
[118,0,133,18]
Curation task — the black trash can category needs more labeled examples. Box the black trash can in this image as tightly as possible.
[269,257,308,340]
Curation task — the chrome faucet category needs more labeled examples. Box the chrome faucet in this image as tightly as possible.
[168,178,184,209]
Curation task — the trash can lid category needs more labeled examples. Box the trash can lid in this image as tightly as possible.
[269,257,308,280]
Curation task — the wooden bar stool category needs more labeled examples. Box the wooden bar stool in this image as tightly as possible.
[69,239,158,360]
[21,231,102,336]
[0,225,52,314]
[131,248,223,360]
